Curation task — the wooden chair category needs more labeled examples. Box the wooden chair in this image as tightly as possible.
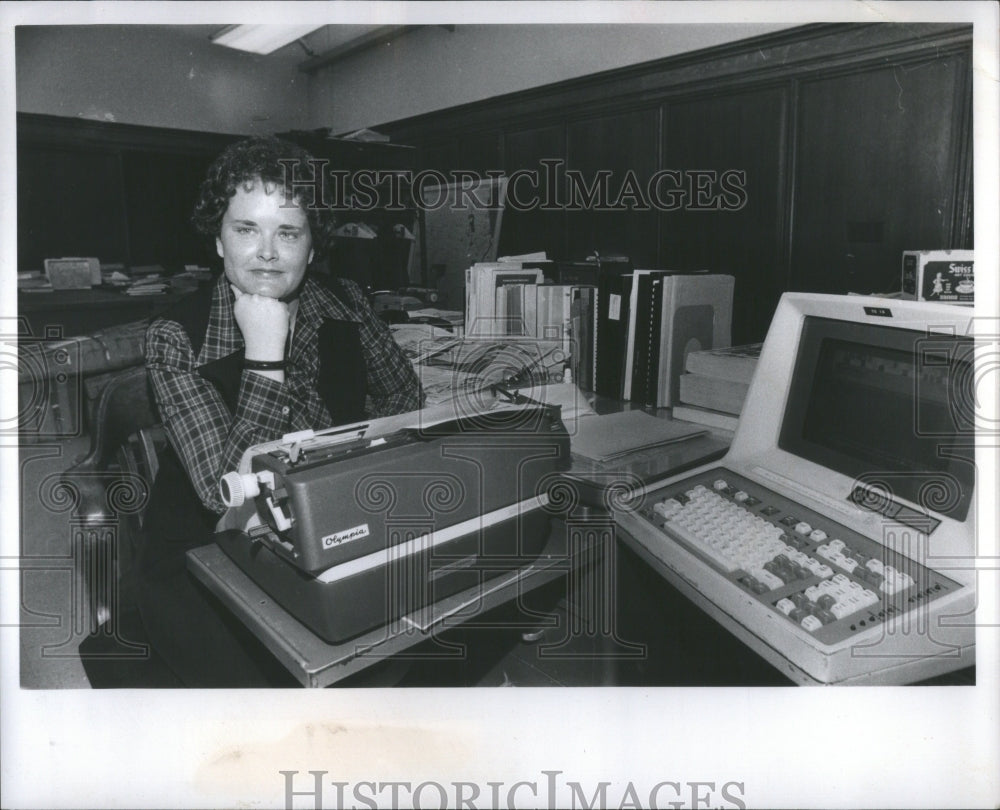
[61,364,165,631]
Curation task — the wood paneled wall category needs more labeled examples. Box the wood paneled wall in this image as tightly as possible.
[17,115,239,273]
[376,23,973,343]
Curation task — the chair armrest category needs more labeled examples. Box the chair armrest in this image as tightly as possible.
[74,365,157,470]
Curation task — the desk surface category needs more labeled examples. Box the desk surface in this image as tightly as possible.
[19,287,197,338]
[18,287,188,309]
[188,528,591,688]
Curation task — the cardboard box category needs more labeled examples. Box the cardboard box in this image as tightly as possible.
[901,250,974,303]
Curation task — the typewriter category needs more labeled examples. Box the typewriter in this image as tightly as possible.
[214,402,571,643]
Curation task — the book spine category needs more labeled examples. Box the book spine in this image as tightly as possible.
[622,272,641,400]
[508,284,523,336]
[595,278,624,398]
[561,285,572,359]
[642,276,663,407]
[591,288,599,394]
[524,284,538,339]
[616,274,634,399]
[570,287,594,391]
[465,265,475,335]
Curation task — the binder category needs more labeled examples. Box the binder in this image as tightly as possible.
[655,274,735,407]
[624,270,668,402]
[594,269,633,398]
[630,272,666,405]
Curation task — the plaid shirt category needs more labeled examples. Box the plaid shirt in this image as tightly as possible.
[147,274,423,514]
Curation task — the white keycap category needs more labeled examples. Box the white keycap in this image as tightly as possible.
[801,615,823,632]
[752,568,784,591]
[654,500,681,517]
[829,582,850,600]
[775,598,795,616]
[831,603,854,620]
[866,559,885,574]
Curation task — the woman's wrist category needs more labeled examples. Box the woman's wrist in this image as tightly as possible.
[242,345,286,362]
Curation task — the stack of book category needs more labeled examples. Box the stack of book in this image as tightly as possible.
[465,254,663,395]
[465,254,592,387]
[124,278,169,296]
[464,256,547,337]
[122,264,168,296]
[672,343,762,430]
[533,254,630,392]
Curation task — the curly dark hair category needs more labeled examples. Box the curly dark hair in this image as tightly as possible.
[191,136,334,257]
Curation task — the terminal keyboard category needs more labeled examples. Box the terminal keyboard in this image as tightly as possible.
[630,467,961,648]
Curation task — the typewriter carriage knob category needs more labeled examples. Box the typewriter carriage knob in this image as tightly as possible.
[219,470,275,508]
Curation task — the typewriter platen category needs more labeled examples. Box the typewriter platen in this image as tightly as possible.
[214,404,571,643]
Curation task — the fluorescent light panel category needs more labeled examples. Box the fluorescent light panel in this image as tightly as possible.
[210,24,324,55]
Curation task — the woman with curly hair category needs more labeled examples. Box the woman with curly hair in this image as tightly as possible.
[128,136,422,686]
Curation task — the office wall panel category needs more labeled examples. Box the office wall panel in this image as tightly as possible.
[565,107,660,268]
[122,151,217,268]
[662,86,788,344]
[17,146,129,271]
[17,115,237,275]
[499,124,567,260]
[380,23,972,342]
[789,52,972,296]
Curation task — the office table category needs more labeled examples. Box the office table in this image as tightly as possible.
[188,519,605,688]
[186,416,730,687]
[18,287,196,338]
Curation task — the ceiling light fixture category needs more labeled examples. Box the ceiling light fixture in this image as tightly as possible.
[210,24,325,55]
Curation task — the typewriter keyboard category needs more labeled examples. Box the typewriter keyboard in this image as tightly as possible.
[634,468,960,646]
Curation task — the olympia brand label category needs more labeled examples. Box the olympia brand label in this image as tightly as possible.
[322,523,370,549]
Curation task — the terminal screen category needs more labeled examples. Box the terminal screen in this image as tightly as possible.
[778,316,975,521]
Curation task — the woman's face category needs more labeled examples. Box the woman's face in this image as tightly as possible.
[216,178,314,300]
